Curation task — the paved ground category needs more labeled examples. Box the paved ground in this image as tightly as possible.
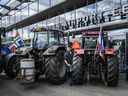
[0,74,128,96]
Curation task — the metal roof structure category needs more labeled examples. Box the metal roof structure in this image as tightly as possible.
[6,0,102,31]
[0,0,34,17]
[0,0,128,33]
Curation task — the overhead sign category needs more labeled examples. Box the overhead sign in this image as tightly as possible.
[113,4,128,16]
[48,4,128,31]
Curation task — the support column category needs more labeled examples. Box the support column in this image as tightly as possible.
[125,32,128,81]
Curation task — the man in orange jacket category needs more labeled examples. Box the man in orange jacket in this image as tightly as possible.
[71,38,81,50]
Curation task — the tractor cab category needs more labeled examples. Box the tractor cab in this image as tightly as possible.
[81,31,116,55]
[82,32,106,48]
[81,32,99,55]
[28,27,65,58]
[32,28,64,50]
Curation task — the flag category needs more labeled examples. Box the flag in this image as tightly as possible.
[98,31,105,52]
[14,31,24,48]
[95,31,105,59]
[108,34,112,42]
[9,43,17,53]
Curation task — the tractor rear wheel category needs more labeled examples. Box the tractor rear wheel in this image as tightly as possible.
[5,56,20,78]
[45,50,66,84]
[0,56,6,73]
[106,56,119,87]
[0,64,3,73]
[71,54,83,84]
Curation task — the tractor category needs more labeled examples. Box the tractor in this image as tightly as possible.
[71,31,119,86]
[0,27,19,78]
[15,28,66,84]
[0,44,19,78]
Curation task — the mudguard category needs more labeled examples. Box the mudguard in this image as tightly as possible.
[43,45,65,56]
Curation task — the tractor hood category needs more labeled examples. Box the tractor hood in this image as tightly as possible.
[43,44,65,56]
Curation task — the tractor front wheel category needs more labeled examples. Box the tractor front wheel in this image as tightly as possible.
[0,64,3,73]
[71,54,84,84]
[106,56,119,87]
[5,56,20,78]
[45,50,66,84]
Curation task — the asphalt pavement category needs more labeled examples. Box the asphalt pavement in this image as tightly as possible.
[0,74,128,96]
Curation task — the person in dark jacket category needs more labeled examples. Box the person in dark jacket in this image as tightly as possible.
[64,42,73,83]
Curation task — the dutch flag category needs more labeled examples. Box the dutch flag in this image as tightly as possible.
[98,31,105,53]
[95,31,105,58]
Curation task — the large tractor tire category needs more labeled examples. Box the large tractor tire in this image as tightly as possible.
[35,57,45,81]
[0,60,4,73]
[89,56,101,84]
[5,56,20,78]
[0,56,6,73]
[0,64,3,73]
[45,50,66,84]
[71,54,83,84]
[106,56,119,87]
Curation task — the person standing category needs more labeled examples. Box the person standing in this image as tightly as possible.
[64,42,73,84]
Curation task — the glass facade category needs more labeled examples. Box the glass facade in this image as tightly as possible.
[0,0,127,38]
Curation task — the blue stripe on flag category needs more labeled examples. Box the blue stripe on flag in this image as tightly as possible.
[14,36,24,48]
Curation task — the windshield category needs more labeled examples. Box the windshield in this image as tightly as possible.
[36,32,48,43]
[34,32,48,49]
[49,31,58,44]
[84,37,97,49]
[34,30,63,48]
